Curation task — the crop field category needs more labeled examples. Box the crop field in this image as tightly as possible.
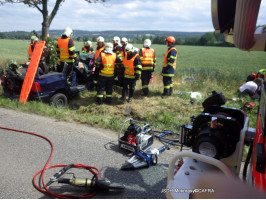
[0,38,265,133]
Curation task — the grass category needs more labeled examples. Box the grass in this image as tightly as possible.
[0,38,265,132]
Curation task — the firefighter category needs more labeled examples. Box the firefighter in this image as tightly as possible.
[82,40,94,54]
[113,36,124,86]
[28,35,39,62]
[56,27,77,82]
[139,39,156,96]
[94,36,105,83]
[113,36,122,57]
[121,37,128,60]
[94,42,122,105]
[161,36,177,99]
[119,43,142,103]
[95,36,105,60]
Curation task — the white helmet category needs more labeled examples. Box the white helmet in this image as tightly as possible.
[121,37,128,45]
[125,43,134,52]
[133,47,139,53]
[85,41,92,46]
[63,27,73,37]
[31,35,39,42]
[97,36,104,43]
[144,39,151,48]
[105,42,113,54]
[113,36,120,44]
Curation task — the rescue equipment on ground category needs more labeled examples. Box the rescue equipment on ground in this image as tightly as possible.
[0,126,125,198]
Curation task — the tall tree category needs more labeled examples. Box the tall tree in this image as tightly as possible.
[0,0,107,41]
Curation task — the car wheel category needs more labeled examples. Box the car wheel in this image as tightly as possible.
[50,93,68,108]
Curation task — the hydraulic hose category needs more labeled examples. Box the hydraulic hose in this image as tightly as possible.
[0,126,100,198]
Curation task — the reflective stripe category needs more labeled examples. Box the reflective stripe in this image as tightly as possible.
[106,94,112,97]
[162,73,174,77]
[142,85,148,89]
[142,66,153,70]
[164,85,171,89]
[97,95,104,98]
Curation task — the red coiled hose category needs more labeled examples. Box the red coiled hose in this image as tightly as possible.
[0,126,100,198]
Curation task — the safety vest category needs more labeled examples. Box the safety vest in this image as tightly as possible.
[163,47,177,70]
[141,48,155,71]
[95,46,105,60]
[123,53,138,79]
[58,37,75,62]
[82,46,93,54]
[28,44,34,61]
[99,52,117,77]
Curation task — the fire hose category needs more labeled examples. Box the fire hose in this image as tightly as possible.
[0,126,124,198]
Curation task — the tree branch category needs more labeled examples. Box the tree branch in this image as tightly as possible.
[48,0,63,25]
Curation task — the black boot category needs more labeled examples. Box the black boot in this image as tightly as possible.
[142,88,149,97]
[161,89,170,99]
[105,97,112,105]
[169,87,173,96]
[97,97,103,105]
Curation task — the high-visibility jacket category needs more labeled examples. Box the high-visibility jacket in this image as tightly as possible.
[82,46,94,54]
[57,37,76,63]
[162,46,177,77]
[123,53,141,79]
[28,44,34,61]
[140,47,155,71]
[99,52,117,77]
[95,46,105,60]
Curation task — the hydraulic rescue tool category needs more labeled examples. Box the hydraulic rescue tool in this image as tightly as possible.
[118,118,154,152]
[0,126,125,199]
[121,143,170,170]
[119,119,181,170]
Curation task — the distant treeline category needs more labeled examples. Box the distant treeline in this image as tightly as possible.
[0,30,234,47]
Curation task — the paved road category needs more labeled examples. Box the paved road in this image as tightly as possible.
[0,108,178,199]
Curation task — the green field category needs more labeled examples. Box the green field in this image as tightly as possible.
[0,38,265,132]
[1,38,265,82]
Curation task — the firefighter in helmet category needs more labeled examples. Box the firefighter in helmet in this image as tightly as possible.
[161,36,178,99]
[82,40,94,54]
[28,35,39,62]
[94,42,122,105]
[121,37,128,61]
[56,27,77,82]
[139,39,156,96]
[119,43,142,103]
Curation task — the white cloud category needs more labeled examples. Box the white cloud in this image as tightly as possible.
[0,0,265,32]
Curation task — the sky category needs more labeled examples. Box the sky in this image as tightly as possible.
[0,0,265,32]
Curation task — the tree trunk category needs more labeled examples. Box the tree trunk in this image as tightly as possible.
[41,20,50,41]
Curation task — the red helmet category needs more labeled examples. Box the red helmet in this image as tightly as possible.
[166,36,175,43]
